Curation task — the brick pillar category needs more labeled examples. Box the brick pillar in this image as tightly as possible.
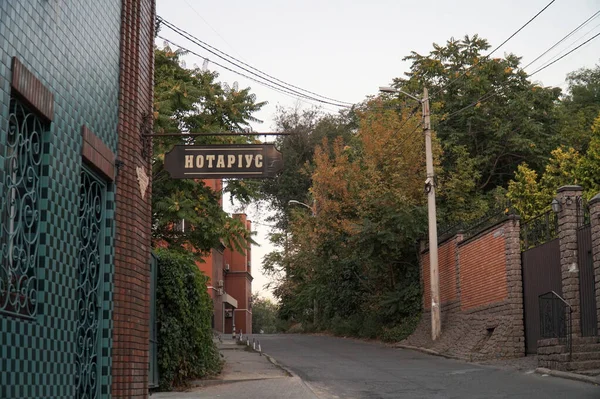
[112,0,156,397]
[504,215,525,356]
[556,185,584,337]
[589,193,600,333]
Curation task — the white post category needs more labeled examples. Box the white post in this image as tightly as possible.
[422,87,441,341]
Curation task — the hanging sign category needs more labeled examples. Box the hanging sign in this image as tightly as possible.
[164,144,283,179]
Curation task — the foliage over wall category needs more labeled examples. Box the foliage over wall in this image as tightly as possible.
[155,248,222,390]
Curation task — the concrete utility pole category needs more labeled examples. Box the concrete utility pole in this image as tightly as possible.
[421,87,441,341]
[378,86,441,341]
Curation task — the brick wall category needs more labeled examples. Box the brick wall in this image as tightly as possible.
[421,238,457,310]
[111,0,156,397]
[459,227,508,310]
[409,217,524,360]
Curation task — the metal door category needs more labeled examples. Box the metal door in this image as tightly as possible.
[149,252,159,388]
[522,238,562,354]
[75,166,108,399]
[578,225,597,337]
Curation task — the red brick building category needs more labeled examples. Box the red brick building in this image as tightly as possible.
[224,214,254,335]
[199,180,253,335]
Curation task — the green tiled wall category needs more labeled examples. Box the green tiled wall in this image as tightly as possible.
[0,1,121,398]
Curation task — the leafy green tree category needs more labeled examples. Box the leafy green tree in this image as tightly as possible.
[507,113,600,218]
[259,106,356,230]
[251,294,279,334]
[558,65,600,152]
[392,35,562,207]
[266,99,427,338]
[152,46,266,252]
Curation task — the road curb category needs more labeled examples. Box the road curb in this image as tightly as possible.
[535,368,600,385]
[394,343,463,361]
[262,352,295,378]
[263,352,319,399]
[189,377,279,388]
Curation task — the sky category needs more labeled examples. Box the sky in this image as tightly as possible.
[155,0,600,301]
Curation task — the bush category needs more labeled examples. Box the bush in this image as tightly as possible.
[251,295,279,334]
[359,314,381,339]
[380,314,421,343]
[155,248,222,390]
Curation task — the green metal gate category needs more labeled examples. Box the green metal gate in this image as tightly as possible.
[149,252,159,388]
[76,166,109,399]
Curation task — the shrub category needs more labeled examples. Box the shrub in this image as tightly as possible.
[251,295,279,334]
[155,248,222,390]
[359,314,381,339]
[380,314,421,343]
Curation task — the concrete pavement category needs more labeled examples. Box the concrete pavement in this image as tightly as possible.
[151,337,318,399]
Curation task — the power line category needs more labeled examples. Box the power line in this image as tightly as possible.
[522,9,600,70]
[431,0,557,99]
[157,16,354,107]
[529,31,600,76]
[158,36,350,109]
[181,0,245,62]
[157,27,350,108]
[487,0,557,58]
[435,12,600,126]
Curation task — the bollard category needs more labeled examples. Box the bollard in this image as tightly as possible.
[232,328,236,339]
[258,341,261,356]
[246,336,249,346]
[253,338,256,350]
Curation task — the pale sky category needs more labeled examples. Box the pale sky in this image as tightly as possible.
[156,0,600,301]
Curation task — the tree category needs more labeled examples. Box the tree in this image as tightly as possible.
[507,112,600,219]
[152,46,266,253]
[259,105,356,230]
[251,294,279,334]
[391,35,562,216]
[558,65,600,152]
[266,99,428,336]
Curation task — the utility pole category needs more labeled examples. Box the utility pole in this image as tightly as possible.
[378,86,441,341]
[421,87,441,341]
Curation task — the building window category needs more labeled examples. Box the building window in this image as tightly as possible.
[0,98,46,318]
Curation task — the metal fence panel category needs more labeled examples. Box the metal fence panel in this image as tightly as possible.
[522,238,562,354]
[149,252,159,388]
[578,226,597,337]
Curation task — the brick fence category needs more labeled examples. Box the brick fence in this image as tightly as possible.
[404,216,525,360]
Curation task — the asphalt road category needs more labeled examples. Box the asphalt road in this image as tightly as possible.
[258,334,600,399]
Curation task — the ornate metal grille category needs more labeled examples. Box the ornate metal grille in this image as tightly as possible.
[521,209,558,250]
[75,167,107,399]
[0,99,44,318]
[576,196,590,228]
[539,291,572,360]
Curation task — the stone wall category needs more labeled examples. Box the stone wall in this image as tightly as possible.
[405,216,525,360]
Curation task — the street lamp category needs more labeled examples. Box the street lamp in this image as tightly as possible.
[288,200,315,217]
[379,85,442,341]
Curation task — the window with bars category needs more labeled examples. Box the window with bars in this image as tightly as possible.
[0,98,47,318]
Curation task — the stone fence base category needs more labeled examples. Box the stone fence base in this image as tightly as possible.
[402,304,524,361]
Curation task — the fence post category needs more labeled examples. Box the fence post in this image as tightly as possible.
[588,193,600,334]
[505,215,525,357]
[556,185,584,338]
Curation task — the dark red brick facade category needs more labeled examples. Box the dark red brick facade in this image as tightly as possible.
[409,217,525,360]
[112,0,155,397]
